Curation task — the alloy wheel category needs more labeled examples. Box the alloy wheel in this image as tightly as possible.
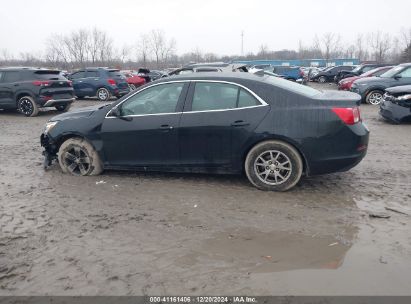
[98,89,109,101]
[62,146,91,175]
[368,92,383,105]
[254,150,292,185]
[19,98,34,116]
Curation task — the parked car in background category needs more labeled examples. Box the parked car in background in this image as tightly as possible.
[167,63,248,76]
[0,67,74,117]
[351,63,411,105]
[68,68,130,101]
[338,66,393,91]
[271,66,304,81]
[301,67,321,79]
[41,72,368,191]
[148,70,167,81]
[121,70,146,90]
[335,63,392,83]
[311,65,356,83]
[380,85,411,123]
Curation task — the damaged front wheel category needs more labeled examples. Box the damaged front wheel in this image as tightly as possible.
[58,138,103,176]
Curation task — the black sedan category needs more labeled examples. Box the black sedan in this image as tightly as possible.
[41,73,369,191]
[380,85,411,123]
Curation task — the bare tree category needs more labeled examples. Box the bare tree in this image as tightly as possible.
[136,34,150,67]
[368,31,391,63]
[148,29,176,68]
[257,44,269,58]
[321,32,341,61]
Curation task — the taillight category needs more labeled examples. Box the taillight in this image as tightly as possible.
[332,107,361,125]
[32,80,51,87]
[107,79,116,85]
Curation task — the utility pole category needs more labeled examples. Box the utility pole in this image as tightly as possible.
[241,30,244,56]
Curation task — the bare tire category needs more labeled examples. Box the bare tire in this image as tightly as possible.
[55,104,71,112]
[96,88,110,101]
[17,96,39,117]
[58,138,103,176]
[366,90,383,105]
[245,140,303,191]
[318,76,327,83]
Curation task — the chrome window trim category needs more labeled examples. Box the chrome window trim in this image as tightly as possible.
[105,79,269,119]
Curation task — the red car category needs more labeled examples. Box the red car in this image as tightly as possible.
[121,71,146,90]
[338,66,393,91]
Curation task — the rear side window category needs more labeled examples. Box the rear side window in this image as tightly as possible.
[108,71,124,78]
[87,71,99,78]
[191,82,260,111]
[2,71,20,83]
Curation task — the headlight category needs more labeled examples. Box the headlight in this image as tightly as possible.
[397,94,411,101]
[44,121,58,134]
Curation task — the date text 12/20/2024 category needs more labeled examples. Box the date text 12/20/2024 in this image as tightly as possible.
[149,297,257,303]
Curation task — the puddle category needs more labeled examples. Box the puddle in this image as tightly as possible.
[177,228,355,273]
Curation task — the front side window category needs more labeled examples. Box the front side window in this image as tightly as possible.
[191,82,260,111]
[120,82,184,116]
[2,71,20,83]
[398,67,411,78]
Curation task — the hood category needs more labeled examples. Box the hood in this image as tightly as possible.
[385,85,411,94]
[341,76,361,83]
[353,76,384,85]
[50,104,110,122]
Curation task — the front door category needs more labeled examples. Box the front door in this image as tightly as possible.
[179,81,269,168]
[101,82,188,168]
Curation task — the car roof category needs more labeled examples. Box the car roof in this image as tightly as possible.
[0,67,59,72]
[156,72,268,84]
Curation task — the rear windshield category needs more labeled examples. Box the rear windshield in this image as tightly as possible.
[264,75,321,97]
[109,70,124,78]
[31,70,66,80]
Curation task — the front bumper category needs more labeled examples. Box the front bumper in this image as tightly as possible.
[380,99,411,123]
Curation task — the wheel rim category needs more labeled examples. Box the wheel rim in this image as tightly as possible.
[63,146,91,175]
[254,150,292,185]
[98,89,108,100]
[368,92,383,105]
[130,84,136,90]
[19,98,33,115]
[319,77,325,83]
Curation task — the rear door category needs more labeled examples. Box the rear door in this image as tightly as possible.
[0,71,20,107]
[178,81,270,168]
[70,71,87,96]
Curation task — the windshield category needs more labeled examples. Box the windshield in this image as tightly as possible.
[380,66,403,78]
[264,75,321,97]
[351,66,362,73]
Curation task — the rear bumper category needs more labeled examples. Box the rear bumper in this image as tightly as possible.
[42,98,76,107]
[307,123,369,176]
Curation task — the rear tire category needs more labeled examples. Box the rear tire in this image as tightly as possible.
[366,90,383,105]
[245,140,303,191]
[58,138,103,176]
[55,104,71,112]
[17,96,39,117]
[96,88,110,101]
[318,76,327,83]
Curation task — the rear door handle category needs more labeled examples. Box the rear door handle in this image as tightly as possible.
[160,124,173,131]
[231,120,250,127]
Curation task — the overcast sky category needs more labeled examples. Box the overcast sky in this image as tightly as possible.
[1,0,410,57]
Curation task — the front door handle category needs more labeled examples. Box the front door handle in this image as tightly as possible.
[231,120,250,127]
[160,124,173,131]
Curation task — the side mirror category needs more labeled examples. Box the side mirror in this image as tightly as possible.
[109,106,132,121]
[394,75,402,80]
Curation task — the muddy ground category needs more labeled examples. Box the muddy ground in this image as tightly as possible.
[0,83,410,295]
